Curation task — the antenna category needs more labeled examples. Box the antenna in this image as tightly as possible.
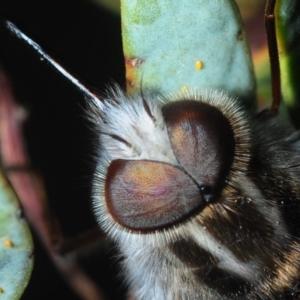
[5,21,104,110]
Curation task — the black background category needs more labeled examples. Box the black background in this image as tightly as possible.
[0,0,126,299]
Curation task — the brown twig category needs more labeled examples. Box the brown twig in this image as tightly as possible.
[0,70,107,300]
[264,0,281,114]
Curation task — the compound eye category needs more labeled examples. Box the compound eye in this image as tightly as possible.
[105,159,204,231]
[162,100,235,194]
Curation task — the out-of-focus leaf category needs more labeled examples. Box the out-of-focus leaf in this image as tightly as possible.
[253,47,272,108]
[0,169,33,300]
[276,0,300,127]
[236,0,265,22]
[121,0,256,107]
[91,0,120,14]
[253,46,289,121]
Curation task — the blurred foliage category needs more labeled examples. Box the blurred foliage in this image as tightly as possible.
[276,0,300,127]
[91,0,120,13]
[0,170,33,300]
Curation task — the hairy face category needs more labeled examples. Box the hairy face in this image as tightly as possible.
[90,88,300,300]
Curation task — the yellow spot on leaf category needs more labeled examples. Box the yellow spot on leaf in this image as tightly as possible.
[0,287,3,293]
[195,60,203,70]
[4,239,13,248]
[180,86,189,94]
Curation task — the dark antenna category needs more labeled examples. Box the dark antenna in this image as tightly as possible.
[5,21,104,110]
[264,0,281,114]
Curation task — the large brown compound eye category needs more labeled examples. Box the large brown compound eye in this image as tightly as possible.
[162,100,235,198]
[105,160,204,231]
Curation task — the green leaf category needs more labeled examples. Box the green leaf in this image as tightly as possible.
[121,0,256,107]
[276,0,300,127]
[0,169,33,300]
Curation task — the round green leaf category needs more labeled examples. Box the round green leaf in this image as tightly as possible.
[121,0,256,107]
[0,169,33,300]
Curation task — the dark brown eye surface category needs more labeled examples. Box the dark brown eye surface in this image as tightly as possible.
[105,159,204,231]
[162,100,235,195]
